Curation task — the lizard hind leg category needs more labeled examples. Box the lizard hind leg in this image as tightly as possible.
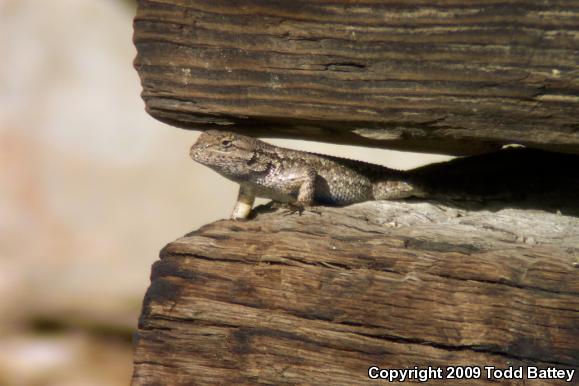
[296,168,317,206]
[275,168,317,216]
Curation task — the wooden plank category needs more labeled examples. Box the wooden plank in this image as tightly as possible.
[132,202,579,385]
[133,0,579,155]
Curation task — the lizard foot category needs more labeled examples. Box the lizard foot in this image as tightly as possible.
[267,201,307,216]
[283,203,306,216]
[271,201,323,216]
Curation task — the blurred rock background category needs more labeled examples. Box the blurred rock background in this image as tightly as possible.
[0,0,450,384]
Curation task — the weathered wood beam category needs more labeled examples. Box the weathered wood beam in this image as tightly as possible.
[133,0,579,155]
[132,202,579,385]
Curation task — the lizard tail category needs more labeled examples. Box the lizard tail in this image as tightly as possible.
[372,178,427,200]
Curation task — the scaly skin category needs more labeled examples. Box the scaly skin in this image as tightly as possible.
[190,130,424,219]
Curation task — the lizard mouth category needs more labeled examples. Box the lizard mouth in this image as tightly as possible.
[189,143,199,162]
[189,141,208,163]
[189,144,199,161]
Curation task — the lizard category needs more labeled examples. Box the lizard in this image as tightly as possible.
[189,130,579,220]
[190,130,579,220]
[190,130,426,220]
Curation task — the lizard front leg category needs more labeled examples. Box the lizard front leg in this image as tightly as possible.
[231,184,255,220]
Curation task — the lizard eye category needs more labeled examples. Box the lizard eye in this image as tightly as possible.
[221,139,232,148]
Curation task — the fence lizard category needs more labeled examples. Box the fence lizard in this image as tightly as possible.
[190,130,579,219]
[190,130,427,219]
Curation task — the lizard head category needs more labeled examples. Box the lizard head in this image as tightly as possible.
[190,130,269,180]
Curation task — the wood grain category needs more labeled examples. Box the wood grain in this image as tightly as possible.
[133,0,579,155]
[132,202,579,385]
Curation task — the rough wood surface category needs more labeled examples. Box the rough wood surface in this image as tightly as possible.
[132,202,579,385]
[133,0,579,155]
